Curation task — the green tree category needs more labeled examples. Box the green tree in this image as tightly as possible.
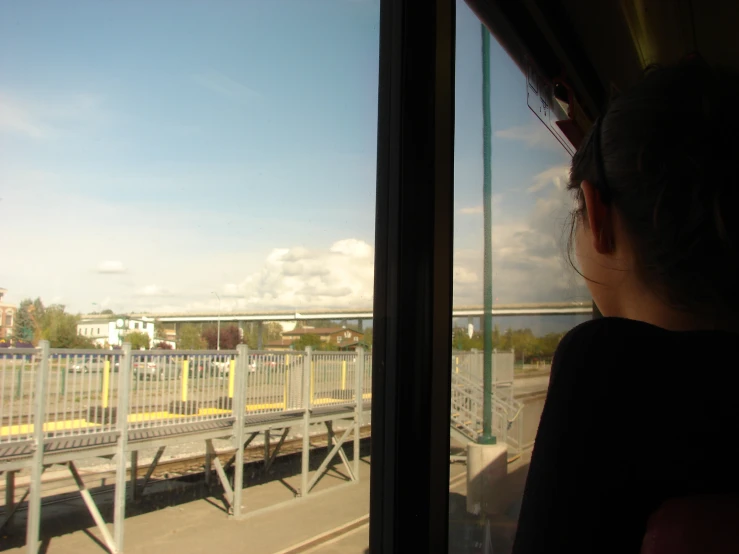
[13,299,37,343]
[154,320,167,341]
[363,327,373,349]
[291,334,338,351]
[125,330,150,350]
[293,334,323,350]
[243,322,283,349]
[178,323,205,350]
[38,304,93,348]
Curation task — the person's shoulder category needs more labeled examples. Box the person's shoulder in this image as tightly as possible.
[557,316,662,354]
[551,317,657,382]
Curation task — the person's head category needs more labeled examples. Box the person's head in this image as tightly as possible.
[569,56,739,330]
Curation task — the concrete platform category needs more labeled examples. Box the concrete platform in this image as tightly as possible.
[0,452,529,554]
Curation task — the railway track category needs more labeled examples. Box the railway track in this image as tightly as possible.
[0,425,373,514]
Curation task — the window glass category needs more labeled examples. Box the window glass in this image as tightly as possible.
[0,1,377,551]
[450,2,590,552]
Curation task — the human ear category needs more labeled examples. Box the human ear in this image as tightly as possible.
[581,180,614,254]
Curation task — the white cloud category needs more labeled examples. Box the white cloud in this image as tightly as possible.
[137,285,173,297]
[495,122,561,149]
[454,266,478,284]
[225,239,375,310]
[0,93,52,138]
[193,72,260,102]
[453,165,588,306]
[526,164,570,194]
[458,195,502,216]
[97,261,127,274]
[0,90,111,141]
[0,162,586,315]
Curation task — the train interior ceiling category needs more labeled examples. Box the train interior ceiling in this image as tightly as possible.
[470,0,739,142]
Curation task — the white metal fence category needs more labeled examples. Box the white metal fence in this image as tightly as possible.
[452,350,515,385]
[1,344,534,452]
[0,344,375,446]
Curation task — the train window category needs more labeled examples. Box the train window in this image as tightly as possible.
[0,1,377,552]
[449,3,591,552]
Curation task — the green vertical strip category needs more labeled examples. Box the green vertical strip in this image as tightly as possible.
[480,24,496,445]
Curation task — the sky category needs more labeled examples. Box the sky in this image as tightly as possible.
[0,0,590,327]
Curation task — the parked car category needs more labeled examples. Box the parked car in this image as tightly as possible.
[133,361,159,380]
[133,357,180,380]
[69,363,96,374]
[212,361,230,377]
[188,359,216,378]
[247,354,281,372]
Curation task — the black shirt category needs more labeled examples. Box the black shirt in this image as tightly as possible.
[512,317,739,553]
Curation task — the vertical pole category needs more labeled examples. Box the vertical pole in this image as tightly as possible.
[130,451,139,502]
[232,344,248,517]
[102,359,111,409]
[60,364,66,396]
[301,347,312,496]
[480,24,496,445]
[181,358,189,402]
[354,348,365,480]
[310,362,315,402]
[341,360,347,391]
[6,471,16,514]
[113,343,132,551]
[26,341,50,554]
[283,369,289,409]
[228,357,235,399]
[15,366,21,400]
[204,444,212,487]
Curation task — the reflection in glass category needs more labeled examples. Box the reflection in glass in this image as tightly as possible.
[450,2,590,552]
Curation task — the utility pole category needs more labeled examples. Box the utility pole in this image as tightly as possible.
[212,292,221,351]
[479,24,496,445]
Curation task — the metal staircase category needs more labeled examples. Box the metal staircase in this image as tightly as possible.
[449,370,525,453]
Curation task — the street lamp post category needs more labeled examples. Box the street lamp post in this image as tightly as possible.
[212,292,221,350]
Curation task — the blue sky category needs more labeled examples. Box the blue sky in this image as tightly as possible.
[0,0,589,322]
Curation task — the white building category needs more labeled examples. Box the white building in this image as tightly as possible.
[77,316,157,348]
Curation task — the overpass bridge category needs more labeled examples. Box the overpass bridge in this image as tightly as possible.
[123,301,592,323]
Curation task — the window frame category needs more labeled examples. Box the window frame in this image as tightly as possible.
[370,0,456,552]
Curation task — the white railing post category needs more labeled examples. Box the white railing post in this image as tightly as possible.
[113,343,132,552]
[232,344,248,518]
[354,348,365,479]
[300,347,312,496]
[26,341,50,554]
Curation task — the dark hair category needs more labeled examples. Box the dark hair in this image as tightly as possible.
[568,56,739,318]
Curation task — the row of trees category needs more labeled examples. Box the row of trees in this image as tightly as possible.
[452,325,565,362]
[7,298,374,352]
[174,322,284,350]
[11,298,97,349]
